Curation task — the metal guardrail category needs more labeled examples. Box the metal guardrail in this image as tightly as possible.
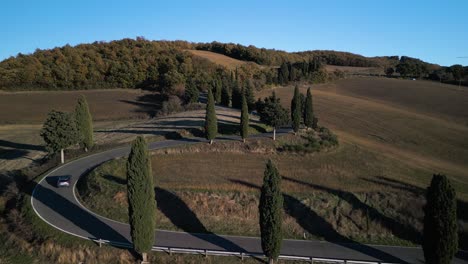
[92,238,400,264]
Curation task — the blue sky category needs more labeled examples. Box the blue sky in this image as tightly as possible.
[1,0,467,66]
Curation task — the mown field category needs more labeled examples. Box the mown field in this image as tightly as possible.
[0,89,157,124]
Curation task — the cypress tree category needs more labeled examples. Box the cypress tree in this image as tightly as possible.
[240,94,249,143]
[423,174,458,264]
[184,77,199,104]
[303,87,314,129]
[75,95,94,152]
[126,136,156,262]
[214,78,222,103]
[244,80,256,112]
[231,80,242,109]
[205,88,217,144]
[259,160,283,264]
[221,81,231,107]
[41,110,79,164]
[291,85,301,134]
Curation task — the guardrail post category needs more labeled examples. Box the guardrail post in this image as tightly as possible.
[169,247,172,256]
[204,249,207,258]
[98,239,102,248]
[241,252,244,261]
[310,257,314,264]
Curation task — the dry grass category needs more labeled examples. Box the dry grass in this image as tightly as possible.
[187,50,256,70]
[0,89,155,124]
[325,65,383,75]
[257,78,468,190]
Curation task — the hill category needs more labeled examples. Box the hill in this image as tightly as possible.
[2,38,466,92]
[258,77,468,198]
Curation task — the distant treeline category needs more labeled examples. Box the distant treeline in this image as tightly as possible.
[1,38,466,92]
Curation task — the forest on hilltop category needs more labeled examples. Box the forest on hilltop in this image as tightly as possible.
[0,38,467,93]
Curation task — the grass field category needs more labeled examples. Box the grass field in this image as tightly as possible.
[257,78,468,192]
[187,50,257,69]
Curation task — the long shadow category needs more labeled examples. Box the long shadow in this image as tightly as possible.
[283,176,422,244]
[0,139,45,151]
[229,179,408,263]
[30,176,131,244]
[155,187,248,253]
[363,176,468,222]
[0,148,30,160]
[119,93,164,118]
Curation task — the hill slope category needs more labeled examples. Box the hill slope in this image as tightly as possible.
[258,77,468,198]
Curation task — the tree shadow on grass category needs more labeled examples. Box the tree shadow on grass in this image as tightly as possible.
[228,179,408,263]
[119,93,164,118]
[155,187,249,254]
[282,176,422,245]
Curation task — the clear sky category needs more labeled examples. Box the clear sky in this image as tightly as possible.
[1,0,467,66]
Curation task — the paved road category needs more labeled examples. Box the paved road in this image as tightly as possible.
[31,132,468,263]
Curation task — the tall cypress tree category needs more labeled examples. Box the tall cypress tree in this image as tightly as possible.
[240,94,249,143]
[291,85,301,134]
[126,136,156,262]
[303,87,314,129]
[244,80,256,112]
[41,110,79,164]
[221,81,231,107]
[259,160,283,264]
[423,174,458,264]
[214,78,222,103]
[75,95,94,152]
[231,80,242,109]
[205,88,217,144]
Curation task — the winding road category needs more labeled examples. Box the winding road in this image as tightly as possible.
[31,132,468,263]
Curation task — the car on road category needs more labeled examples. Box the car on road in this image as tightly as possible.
[56,176,71,188]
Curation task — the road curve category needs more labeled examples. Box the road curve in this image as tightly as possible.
[31,132,468,264]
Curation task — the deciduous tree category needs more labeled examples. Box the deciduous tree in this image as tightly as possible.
[256,92,289,140]
[40,110,78,164]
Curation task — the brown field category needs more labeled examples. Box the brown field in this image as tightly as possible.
[325,65,383,75]
[257,78,468,189]
[0,89,156,124]
[187,50,256,69]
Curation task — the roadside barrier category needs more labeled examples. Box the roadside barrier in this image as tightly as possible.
[91,238,399,264]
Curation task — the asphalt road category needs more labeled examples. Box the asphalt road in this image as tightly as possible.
[31,132,468,263]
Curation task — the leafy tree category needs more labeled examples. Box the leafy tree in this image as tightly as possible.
[423,174,458,264]
[184,77,199,104]
[74,95,94,152]
[303,88,314,129]
[385,67,395,76]
[40,110,78,164]
[240,94,249,143]
[256,92,289,140]
[126,136,156,262]
[221,82,231,107]
[259,160,283,264]
[449,64,464,86]
[291,85,302,133]
[205,88,217,144]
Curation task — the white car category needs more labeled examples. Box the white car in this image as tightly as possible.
[56,176,71,187]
